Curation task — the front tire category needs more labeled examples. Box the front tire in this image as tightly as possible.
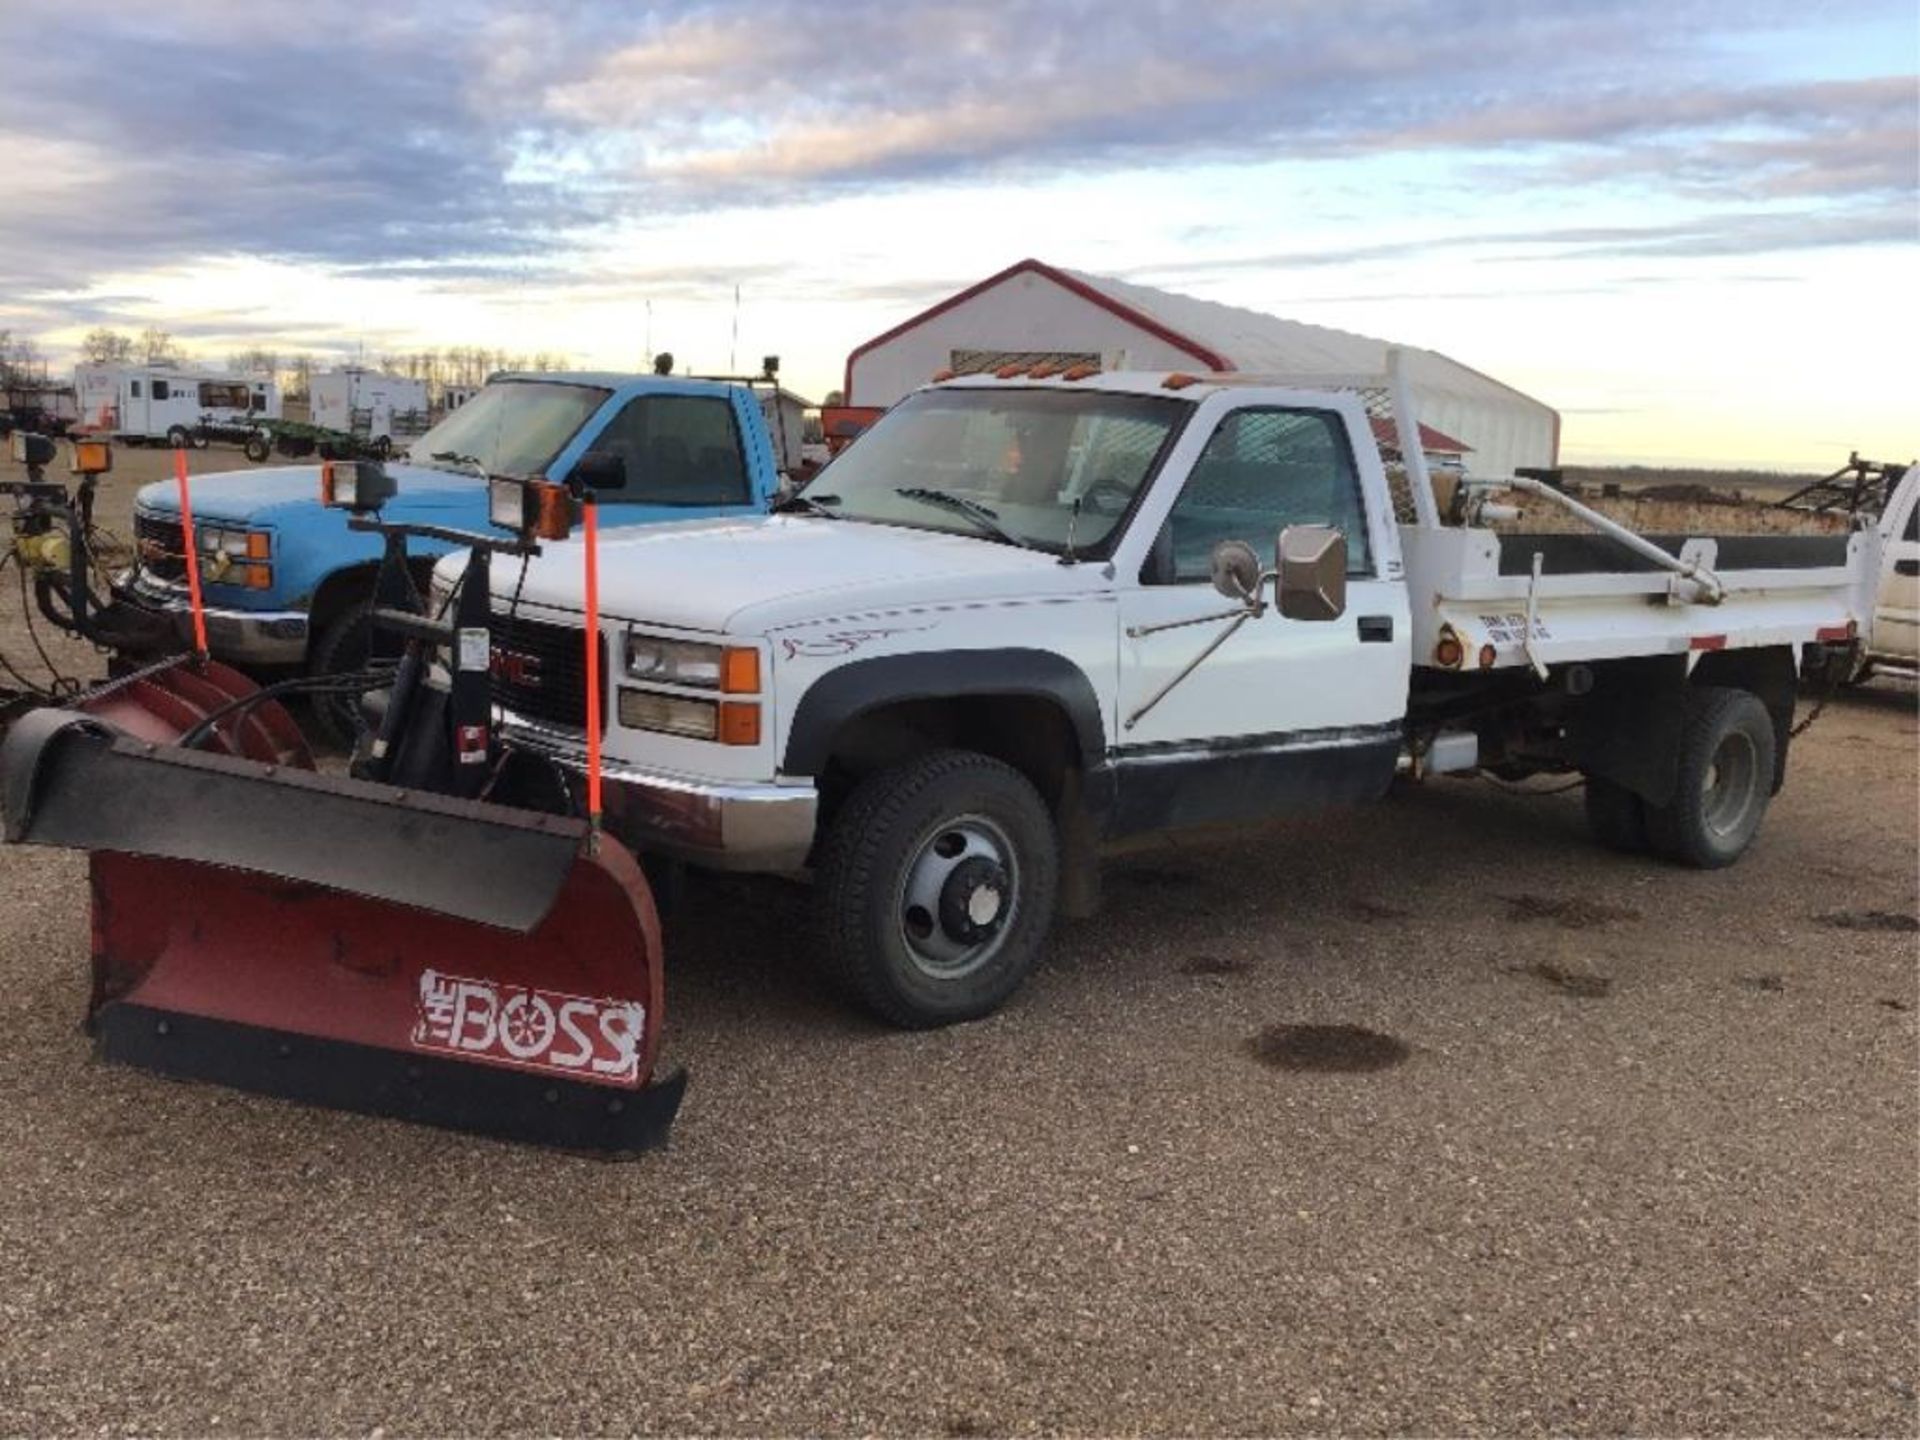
[308,600,373,749]
[1643,686,1776,868]
[814,750,1059,1028]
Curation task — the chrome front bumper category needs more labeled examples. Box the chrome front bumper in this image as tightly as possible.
[112,572,309,665]
[502,712,817,873]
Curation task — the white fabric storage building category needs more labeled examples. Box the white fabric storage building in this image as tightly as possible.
[845,258,1559,480]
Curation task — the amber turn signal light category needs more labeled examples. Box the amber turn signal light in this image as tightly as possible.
[718,701,761,746]
[720,646,760,694]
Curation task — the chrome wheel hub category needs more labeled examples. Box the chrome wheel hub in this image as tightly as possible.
[1701,730,1758,839]
[898,816,1018,979]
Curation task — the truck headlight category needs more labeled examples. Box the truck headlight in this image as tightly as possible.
[196,527,272,587]
[618,689,718,740]
[624,633,760,691]
[198,526,271,560]
[617,690,761,745]
[626,635,722,687]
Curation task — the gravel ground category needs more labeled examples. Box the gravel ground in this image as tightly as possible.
[0,443,1915,1435]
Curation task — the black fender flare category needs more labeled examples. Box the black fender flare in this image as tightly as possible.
[781,648,1107,777]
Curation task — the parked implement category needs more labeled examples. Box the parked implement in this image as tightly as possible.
[2,456,683,1153]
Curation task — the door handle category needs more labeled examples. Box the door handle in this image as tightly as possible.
[1357,615,1393,643]
[1896,559,1919,577]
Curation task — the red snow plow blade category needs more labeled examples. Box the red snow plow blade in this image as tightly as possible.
[4,705,683,1155]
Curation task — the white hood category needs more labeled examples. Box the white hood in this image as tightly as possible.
[484,514,1107,634]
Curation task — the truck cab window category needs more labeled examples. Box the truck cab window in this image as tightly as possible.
[1904,497,1918,543]
[589,395,748,505]
[1151,407,1372,583]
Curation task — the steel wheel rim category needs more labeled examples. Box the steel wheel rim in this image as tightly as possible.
[896,813,1019,980]
[1701,730,1758,838]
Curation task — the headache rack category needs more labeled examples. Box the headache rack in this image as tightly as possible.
[1274,352,1864,678]
[1776,452,1910,520]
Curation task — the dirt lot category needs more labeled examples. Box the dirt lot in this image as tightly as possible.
[0,441,1914,1434]
[0,656,1912,1433]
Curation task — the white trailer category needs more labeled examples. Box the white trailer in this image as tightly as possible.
[309,369,430,444]
[73,365,280,446]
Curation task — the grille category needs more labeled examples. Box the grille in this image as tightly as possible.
[132,510,186,582]
[489,611,606,731]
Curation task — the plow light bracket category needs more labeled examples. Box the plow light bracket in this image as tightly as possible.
[320,459,396,513]
[69,438,112,476]
[489,475,579,542]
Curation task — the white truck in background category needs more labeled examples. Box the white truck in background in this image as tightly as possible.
[1779,455,1919,682]
[74,364,281,447]
[1865,471,1920,673]
[460,356,1885,1028]
[309,368,431,446]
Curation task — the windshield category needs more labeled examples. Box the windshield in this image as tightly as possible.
[406,380,610,478]
[802,387,1188,555]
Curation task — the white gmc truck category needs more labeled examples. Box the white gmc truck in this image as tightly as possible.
[457,366,1882,1028]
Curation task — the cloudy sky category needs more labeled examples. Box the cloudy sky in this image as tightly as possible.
[0,0,1913,467]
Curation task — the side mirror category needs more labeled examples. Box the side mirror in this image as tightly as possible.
[1207,539,1263,604]
[569,448,626,495]
[1275,525,1347,621]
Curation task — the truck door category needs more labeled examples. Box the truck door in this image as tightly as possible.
[1113,404,1411,834]
[1875,474,1920,662]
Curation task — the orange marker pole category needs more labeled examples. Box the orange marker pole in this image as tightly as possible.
[582,496,603,845]
[173,448,210,661]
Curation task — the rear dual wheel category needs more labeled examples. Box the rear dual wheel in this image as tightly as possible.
[815,750,1059,1028]
[1584,686,1775,868]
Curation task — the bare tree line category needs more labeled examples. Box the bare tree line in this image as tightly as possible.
[0,329,49,388]
[6,328,572,401]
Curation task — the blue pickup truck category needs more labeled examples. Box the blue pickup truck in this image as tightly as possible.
[115,373,785,737]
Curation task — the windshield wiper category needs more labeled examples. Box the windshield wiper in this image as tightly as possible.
[420,449,489,478]
[774,491,843,518]
[893,487,1032,549]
